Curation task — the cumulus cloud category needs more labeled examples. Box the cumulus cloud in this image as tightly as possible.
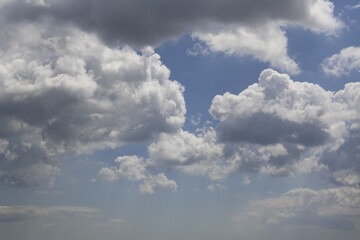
[148,129,234,180]
[0,0,347,189]
[208,69,357,177]
[322,46,360,76]
[0,205,98,222]
[238,187,360,230]
[190,0,342,74]
[95,155,177,194]
[321,82,360,186]
[0,21,185,186]
[107,69,360,191]
[192,23,301,74]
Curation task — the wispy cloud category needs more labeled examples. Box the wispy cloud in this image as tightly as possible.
[234,187,360,230]
[346,3,360,10]
[0,206,98,222]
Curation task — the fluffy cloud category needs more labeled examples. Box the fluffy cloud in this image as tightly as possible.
[148,129,234,180]
[322,46,360,76]
[0,0,347,190]
[190,0,342,74]
[321,82,360,186]
[192,23,301,74]
[0,205,98,222]
[95,155,177,194]
[0,21,185,186]
[108,69,360,192]
[238,187,360,229]
[209,69,357,177]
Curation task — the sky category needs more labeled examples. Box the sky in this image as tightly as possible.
[1,0,360,239]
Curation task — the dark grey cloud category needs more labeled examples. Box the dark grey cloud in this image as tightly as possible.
[287,215,355,230]
[0,0,341,46]
[217,112,329,146]
[321,128,360,187]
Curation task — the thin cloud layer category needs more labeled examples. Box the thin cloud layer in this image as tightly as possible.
[238,187,360,230]
[322,46,360,76]
[0,21,185,186]
[0,205,98,222]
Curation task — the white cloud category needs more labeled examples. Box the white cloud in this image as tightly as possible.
[238,187,360,229]
[297,0,343,34]
[186,43,209,57]
[148,129,234,180]
[192,23,301,74]
[106,69,360,191]
[346,3,360,10]
[191,0,342,74]
[322,46,360,76]
[0,21,185,186]
[208,69,352,176]
[95,155,177,194]
[0,206,98,222]
[138,173,177,195]
[0,0,345,188]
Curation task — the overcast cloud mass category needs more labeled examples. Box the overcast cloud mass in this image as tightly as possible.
[1,0,360,240]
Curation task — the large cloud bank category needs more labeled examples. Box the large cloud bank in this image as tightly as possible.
[102,69,360,193]
[0,0,342,74]
[0,0,349,189]
[0,21,185,186]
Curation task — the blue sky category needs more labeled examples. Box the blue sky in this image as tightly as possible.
[1,0,360,240]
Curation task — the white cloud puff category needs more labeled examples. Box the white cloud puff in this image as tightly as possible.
[192,23,300,74]
[322,46,360,76]
[95,155,177,194]
[148,129,234,181]
[191,0,342,74]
